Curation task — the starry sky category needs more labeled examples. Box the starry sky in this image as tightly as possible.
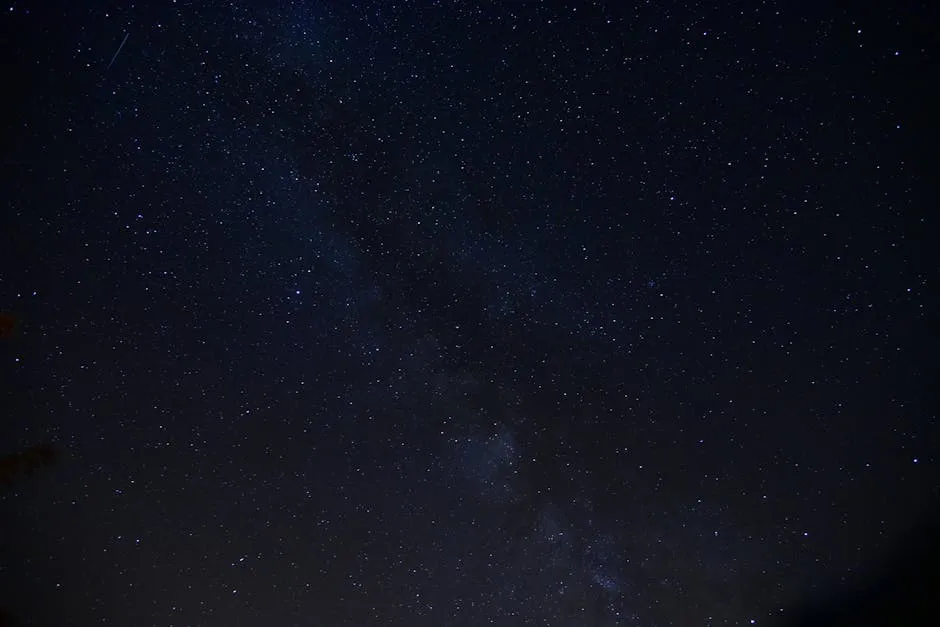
[0,1,937,626]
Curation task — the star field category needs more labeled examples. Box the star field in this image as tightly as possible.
[0,1,936,626]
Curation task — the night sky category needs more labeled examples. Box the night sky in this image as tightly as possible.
[1,1,937,626]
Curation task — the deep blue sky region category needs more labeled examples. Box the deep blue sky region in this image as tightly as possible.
[0,1,936,626]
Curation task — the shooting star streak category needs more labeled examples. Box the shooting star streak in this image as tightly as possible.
[106,32,129,70]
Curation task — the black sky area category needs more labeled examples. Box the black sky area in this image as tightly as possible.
[1,1,937,626]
